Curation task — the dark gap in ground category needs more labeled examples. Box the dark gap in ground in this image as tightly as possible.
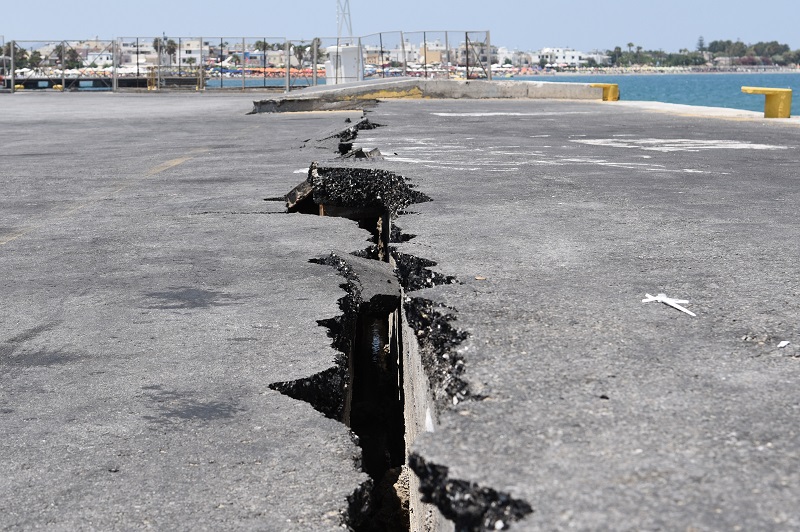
[286,163,429,263]
[272,156,531,530]
[275,164,429,530]
[409,454,533,532]
[273,165,415,530]
[306,252,409,532]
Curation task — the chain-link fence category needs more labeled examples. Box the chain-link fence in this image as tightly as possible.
[2,39,117,91]
[2,30,491,93]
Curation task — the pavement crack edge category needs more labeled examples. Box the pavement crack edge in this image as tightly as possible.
[408,454,533,532]
[267,121,534,531]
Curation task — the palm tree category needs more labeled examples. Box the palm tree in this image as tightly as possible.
[152,38,178,65]
[293,44,310,68]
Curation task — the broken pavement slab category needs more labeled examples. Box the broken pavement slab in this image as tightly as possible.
[251,78,607,113]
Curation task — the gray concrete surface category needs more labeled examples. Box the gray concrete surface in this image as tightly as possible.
[2,91,800,531]
[0,93,371,530]
[359,100,800,530]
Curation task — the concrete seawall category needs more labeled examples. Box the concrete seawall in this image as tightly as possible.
[252,78,604,113]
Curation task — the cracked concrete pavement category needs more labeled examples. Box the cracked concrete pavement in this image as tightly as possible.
[2,91,800,530]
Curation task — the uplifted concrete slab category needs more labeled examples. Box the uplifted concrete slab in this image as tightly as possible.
[251,78,603,113]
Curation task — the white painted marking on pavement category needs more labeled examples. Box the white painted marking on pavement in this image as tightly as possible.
[571,138,788,152]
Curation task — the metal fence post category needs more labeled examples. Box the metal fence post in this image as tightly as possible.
[445,32,450,79]
[242,37,246,91]
[61,41,66,89]
[284,40,290,92]
[157,38,162,89]
[486,30,492,81]
[312,38,318,86]
[465,32,469,78]
[10,40,15,92]
[400,32,407,77]
[423,32,428,79]
[358,37,363,82]
[112,39,118,92]
[379,33,384,78]
[261,37,266,88]
[199,36,204,90]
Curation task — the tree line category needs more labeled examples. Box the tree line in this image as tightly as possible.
[604,37,800,68]
[3,42,84,70]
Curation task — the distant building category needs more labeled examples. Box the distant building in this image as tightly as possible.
[496,47,513,65]
[118,40,158,67]
[584,50,611,66]
[363,44,388,66]
[387,41,419,65]
[420,39,446,65]
[456,40,498,66]
[538,47,584,67]
[85,51,113,67]
[176,39,211,66]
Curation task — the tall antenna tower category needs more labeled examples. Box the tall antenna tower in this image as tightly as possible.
[337,0,353,40]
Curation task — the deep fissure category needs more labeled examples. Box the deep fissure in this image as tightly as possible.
[270,137,534,529]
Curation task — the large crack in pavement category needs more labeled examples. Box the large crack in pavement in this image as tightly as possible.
[267,117,533,531]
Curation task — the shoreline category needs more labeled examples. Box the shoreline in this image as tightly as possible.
[509,67,800,77]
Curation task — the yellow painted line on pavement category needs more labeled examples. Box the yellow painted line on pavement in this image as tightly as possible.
[0,229,34,246]
[2,153,204,247]
[146,156,191,176]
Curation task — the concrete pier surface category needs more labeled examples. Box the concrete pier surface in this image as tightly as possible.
[2,91,800,531]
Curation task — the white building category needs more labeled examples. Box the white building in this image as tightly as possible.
[496,46,513,65]
[177,39,211,66]
[85,52,113,67]
[538,47,585,67]
[387,41,419,64]
[584,50,611,66]
[118,40,158,66]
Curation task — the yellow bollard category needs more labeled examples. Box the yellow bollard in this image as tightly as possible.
[590,83,620,101]
[53,84,64,91]
[741,86,792,118]
[147,67,157,91]
[14,84,24,90]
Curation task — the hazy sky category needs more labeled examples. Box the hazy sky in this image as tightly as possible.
[2,0,798,52]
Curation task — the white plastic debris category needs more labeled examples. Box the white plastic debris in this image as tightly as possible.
[642,293,696,317]
[778,341,791,348]
[425,408,435,433]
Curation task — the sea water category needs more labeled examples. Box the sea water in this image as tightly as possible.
[90,71,800,116]
[516,73,800,115]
